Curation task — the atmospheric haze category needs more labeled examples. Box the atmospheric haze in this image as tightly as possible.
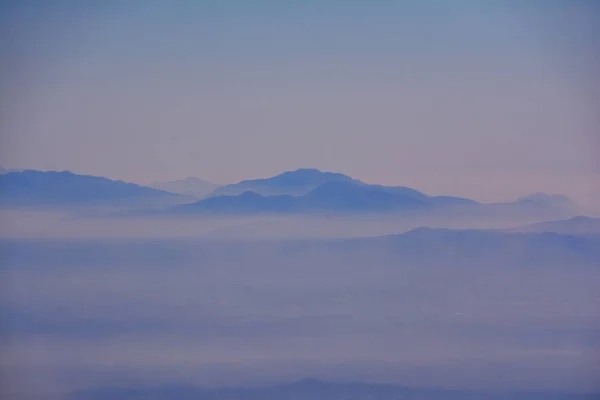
[1,1,600,399]
[1,183,600,398]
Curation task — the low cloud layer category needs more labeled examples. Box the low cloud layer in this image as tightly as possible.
[1,232,599,397]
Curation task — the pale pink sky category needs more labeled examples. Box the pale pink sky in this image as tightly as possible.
[0,2,598,207]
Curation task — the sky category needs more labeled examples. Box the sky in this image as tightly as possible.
[0,1,599,206]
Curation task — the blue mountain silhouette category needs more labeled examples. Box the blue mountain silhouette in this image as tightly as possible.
[69,378,598,399]
[511,215,600,234]
[209,168,360,197]
[0,170,176,206]
[172,170,477,214]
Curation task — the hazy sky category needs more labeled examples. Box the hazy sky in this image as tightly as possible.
[0,1,599,205]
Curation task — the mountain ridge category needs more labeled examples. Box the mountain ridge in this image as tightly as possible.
[69,379,597,400]
[170,169,480,215]
[0,170,179,207]
[0,168,578,217]
[510,216,600,235]
[209,168,362,197]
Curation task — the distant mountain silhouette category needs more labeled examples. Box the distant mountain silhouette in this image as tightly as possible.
[511,216,600,235]
[322,227,600,269]
[209,168,361,197]
[516,193,577,212]
[1,168,578,217]
[151,177,221,198]
[299,180,428,211]
[466,193,578,219]
[0,170,177,206]
[6,227,596,269]
[170,169,478,214]
[172,185,425,214]
[182,191,298,213]
[69,379,597,400]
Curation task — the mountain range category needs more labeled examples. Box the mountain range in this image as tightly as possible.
[344,227,600,268]
[170,168,478,214]
[172,180,477,214]
[0,170,178,206]
[208,168,361,197]
[69,379,597,400]
[169,169,572,216]
[0,168,580,217]
[5,226,597,269]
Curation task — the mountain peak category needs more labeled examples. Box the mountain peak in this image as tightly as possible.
[516,192,576,213]
[267,169,356,186]
[518,192,573,204]
[209,168,359,197]
[288,168,323,174]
